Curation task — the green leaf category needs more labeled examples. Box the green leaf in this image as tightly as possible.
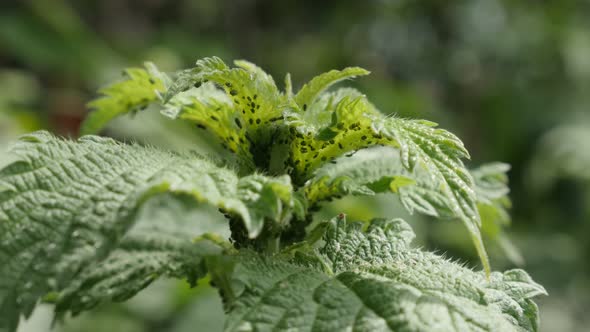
[174,57,283,134]
[54,226,224,317]
[285,90,487,272]
[161,82,255,166]
[472,163,511,203]
[80,62,168,135]
[54,193,231,317]
[285,95,383,180]
[0,131,293,330]
[303,146,448,217]
[162,57,229,101]
[220,215,546,332]
[163,57,289,170]
[304,152,515,243]
[56,195,231,316]
[294,67,370,110]
[472,163,523,265]
[472,163,512,237]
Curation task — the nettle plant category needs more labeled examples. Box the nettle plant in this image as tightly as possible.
[0,57,546,331]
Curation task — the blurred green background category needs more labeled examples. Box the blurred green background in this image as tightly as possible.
[1,0,589,331]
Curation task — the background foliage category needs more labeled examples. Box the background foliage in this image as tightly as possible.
[1,0,589,331]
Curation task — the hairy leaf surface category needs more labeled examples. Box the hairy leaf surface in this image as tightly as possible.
[0,131,292,330]
[54,195,227,316]
[222,216,546,332]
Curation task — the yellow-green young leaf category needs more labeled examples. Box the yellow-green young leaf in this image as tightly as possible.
[161,82,254,165]
[186,57,283,136]
[0,131,293,331]
[294,67,370,110]
[285,93,385,180]
[81,63,168,135]
[162,57,288,170]
[220,215,546,332]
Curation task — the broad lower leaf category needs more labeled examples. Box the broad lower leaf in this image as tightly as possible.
[221,215,546,332]
[81,62,168,135]
[0,131,293,331]
[54,195,228,316]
